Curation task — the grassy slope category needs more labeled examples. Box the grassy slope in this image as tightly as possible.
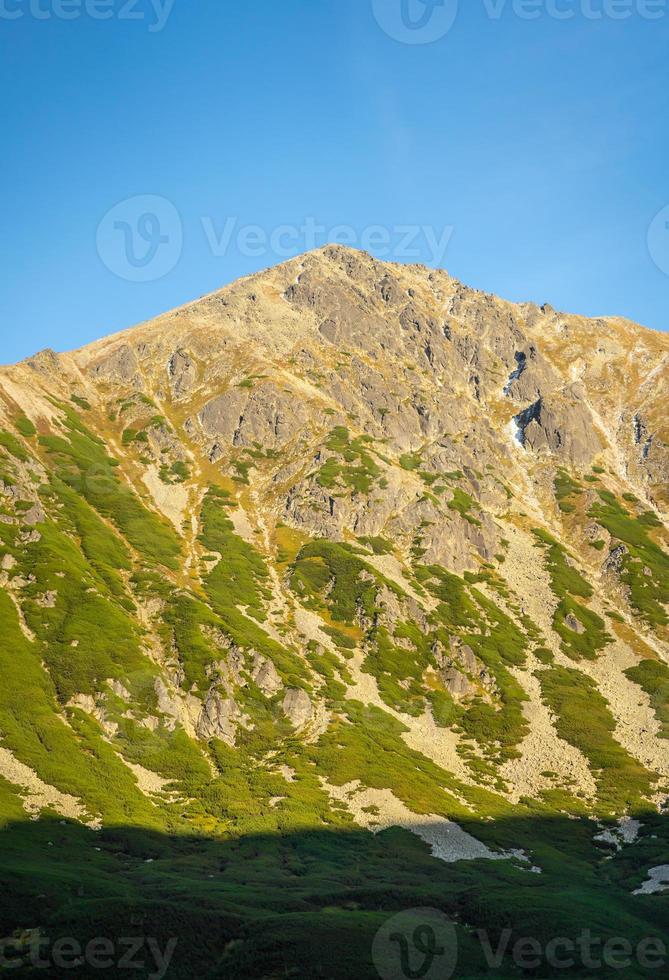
[0,404,667,977]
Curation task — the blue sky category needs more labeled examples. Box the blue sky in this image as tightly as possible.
[1,0,668,364]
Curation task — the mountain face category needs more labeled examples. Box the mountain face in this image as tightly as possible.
[0,246,668,977]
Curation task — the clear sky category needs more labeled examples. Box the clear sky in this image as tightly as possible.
[1,0,668,364]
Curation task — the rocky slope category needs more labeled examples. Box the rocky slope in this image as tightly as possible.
[0,246,667,977]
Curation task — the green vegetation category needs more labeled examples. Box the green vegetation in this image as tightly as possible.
[121,427,149,445]
[17,513,147,701]
[236,374,267,389]
[0,591,164,826]
[625,660,669,738]
[200,487,270,621]
[231,457,252,484]
[292,539,383,624]
[70,394,92,411]
[0,807,666,978]
[358,535,393,555]
[0,430,29,461]
[589,490,669,627]
[38,405,180,569]
[114,717,212,788]
[533,529,610,660]
[399,451,422,471]
[533,528,590,598]
[414,564,531,764]
[0,382,667,978]
[118,393,155,414]
[456,591,529,765]
[538,665,655,813]
[160,592,225,693]
[321,625,356,652]
[363,624,432,717]
[316,427,381,494]
[448,487,481,526]
[41,475,131,593]
[554,468,583,513]
[14,415,36,438]
[199,487,304,687]
[159,459,190,484]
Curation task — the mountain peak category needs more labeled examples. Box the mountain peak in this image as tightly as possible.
[0,252,667,975]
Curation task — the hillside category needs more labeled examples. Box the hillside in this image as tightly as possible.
[0,246,667,977]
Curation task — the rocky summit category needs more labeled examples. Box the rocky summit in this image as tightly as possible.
[0,246,667,977]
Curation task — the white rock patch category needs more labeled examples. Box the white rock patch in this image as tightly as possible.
[323,779,519,864]
[506,418,525,449]
[594,816,642,851]
[364,554,437,610]
[633,866,669,896]
[142,466,189,531]
[122,759,173,798]
[228,503,256,544]
[294,606,339,654]
[0,746,97,826]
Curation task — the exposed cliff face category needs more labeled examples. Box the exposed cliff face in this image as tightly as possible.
[0,247,667,974]
[72,246,667,503]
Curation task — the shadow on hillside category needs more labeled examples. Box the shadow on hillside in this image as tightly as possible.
[0,812,667,979]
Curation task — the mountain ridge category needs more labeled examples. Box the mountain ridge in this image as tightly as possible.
[14,245,669,362]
